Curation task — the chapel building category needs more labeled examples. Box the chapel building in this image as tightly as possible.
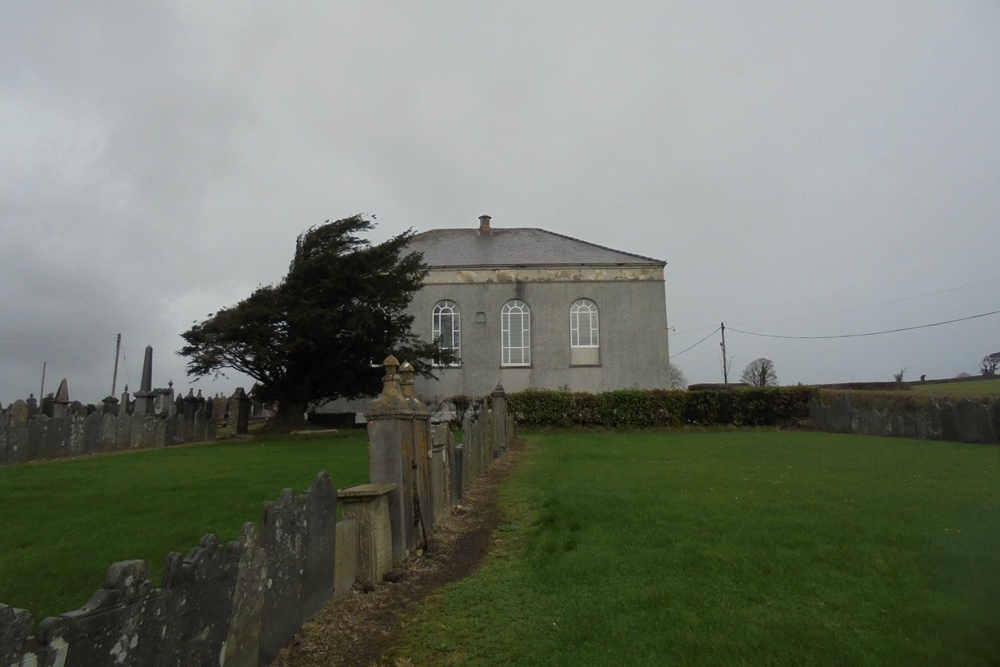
[406,215,670,400]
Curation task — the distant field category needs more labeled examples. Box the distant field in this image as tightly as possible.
[388,430,1000,666]
[0,432,368,622]
[912,377,1000,395]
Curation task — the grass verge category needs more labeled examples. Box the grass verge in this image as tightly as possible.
[0,431,368,621]
[387,429,1000,666]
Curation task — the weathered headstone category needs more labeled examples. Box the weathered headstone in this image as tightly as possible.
[229,387,250,435]
[300,472,337,621]
[260,488,305,665]
[223,523,267,667]
[101,413,117,451]
[115,411,131,449]
[84,411,103,454]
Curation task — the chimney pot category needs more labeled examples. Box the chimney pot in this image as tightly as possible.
[478,215,491,232]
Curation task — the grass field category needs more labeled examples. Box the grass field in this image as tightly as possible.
[911,377,1000,395]
[387,430,1000,666]
[0,431,368,621]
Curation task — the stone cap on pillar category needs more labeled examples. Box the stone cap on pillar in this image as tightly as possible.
[337,483,396,502]
[365,355,411,417]
[491,381,506,398]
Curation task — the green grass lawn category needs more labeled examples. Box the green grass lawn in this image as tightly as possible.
[388,430,1000,666]
[0,431,368,622]
[911,377,1000,395]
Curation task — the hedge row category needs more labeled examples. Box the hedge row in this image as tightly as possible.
[505,386,819,429]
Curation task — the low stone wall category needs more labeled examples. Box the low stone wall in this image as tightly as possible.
[1,472,338,667]
[809,396,1000,444]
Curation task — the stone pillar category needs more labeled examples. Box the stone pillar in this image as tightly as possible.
[337,483,395,583]
[364,356,415,561]
[182,389,199,423]
[133,346,156,414]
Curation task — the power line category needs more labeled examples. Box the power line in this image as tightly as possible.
[671,327,720,358]
[727,309,1000,340]
[674,275,1000,333]
[0,332,115,342]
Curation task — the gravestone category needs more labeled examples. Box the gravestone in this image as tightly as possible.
[101,413,117,451]
[300,472,337,621]
[223,523,267,667]
[260,488,305,665]
[212,395,228,425]
[229,387,250,435]
[193,407,208,442]
[176,413,190,443]
[36,560,165,667]
[6,400,29,465]
[115,411,131,449]
[158,534,241,665]
[84,411,102,454]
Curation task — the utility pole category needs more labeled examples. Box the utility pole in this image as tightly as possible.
[720,322,728,385]
[40,361,47,398]
[111,333,122,397]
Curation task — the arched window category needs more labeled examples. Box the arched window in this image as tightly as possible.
[570,299,600,365]
[432,300,461,366]
[501,300,531,366]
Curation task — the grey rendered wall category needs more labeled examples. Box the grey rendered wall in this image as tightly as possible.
[409,277,670,399]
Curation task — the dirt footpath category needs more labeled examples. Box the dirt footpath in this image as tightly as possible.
[272,443,519,667]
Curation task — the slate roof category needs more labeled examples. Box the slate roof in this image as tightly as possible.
[407,228,665,269]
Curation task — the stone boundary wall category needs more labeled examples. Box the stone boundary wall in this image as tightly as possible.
[1,472,338,667]
[809,396,1000,444]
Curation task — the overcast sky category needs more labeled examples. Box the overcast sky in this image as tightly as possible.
[2,2,998,405]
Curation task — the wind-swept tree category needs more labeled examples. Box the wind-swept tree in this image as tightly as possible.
[667,362,688,389]
[740,357,778,387]
[980,352,1000,376]
[179,215,447,429]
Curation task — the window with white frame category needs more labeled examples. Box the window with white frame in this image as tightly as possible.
[570,298,600,365]
[432,300,461,366]
[501,300,531,366]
